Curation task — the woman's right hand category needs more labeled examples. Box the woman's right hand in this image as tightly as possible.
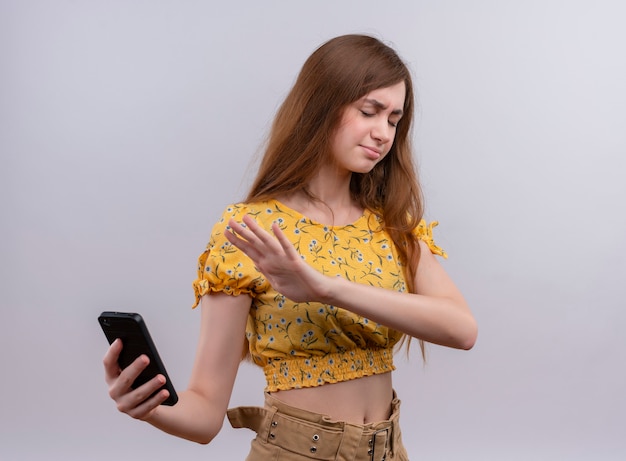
[103,338,170,420]
[99,294,250,443]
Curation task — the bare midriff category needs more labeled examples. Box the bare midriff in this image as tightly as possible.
[269,372,394,424]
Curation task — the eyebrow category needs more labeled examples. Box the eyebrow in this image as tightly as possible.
[363,98,404,116]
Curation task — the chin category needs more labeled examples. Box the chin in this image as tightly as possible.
[351,163,379,174]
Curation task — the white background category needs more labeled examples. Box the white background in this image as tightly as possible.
[2,1,625,460]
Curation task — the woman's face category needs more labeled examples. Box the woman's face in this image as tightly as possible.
[330,81,406,175]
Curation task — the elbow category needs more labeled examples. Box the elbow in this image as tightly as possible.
[182,416,224,445]
[460,335,477,351]
[430,321,477,351]
[439,313,477,351]
[193,427,220,445]
[458,318,478,350]
[191,419,224,445]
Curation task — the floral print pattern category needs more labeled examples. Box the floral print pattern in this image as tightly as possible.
[192,199,446,391]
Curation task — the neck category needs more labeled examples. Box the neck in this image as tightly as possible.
[306,165,352,207]
[278,169,361,226]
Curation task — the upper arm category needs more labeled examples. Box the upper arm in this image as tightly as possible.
[188,292,251,415]
[413,240,476,349]
[414,240,467,305]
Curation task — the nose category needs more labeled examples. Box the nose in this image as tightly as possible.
[371,119,392,144]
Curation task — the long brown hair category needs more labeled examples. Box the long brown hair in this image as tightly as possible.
[247,34,425,354]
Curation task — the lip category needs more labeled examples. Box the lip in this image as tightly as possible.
[361,145,382,159]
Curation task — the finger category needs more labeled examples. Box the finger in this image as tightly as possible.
[116,374,169,419]
[227,216,282,260]
[116,374,165,410]
[103,338,123,383]
[272,222,300,258]
[241,214,277,246]
[226,218,262,246]
[225,222,261,259]
[128,388,170,421]
[108,354,150,399]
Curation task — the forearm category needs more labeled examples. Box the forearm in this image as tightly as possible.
[144,389,224,444]
[225,216,477,349]
[323,276,477,350]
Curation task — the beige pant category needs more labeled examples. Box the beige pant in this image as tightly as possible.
[227,391,409,461]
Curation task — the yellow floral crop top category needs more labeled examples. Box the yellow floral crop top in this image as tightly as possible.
[192,199,446,392]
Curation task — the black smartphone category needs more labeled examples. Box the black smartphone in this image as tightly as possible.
[98,311,178,406]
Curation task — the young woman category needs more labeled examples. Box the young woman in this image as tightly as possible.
[103,34,477,460]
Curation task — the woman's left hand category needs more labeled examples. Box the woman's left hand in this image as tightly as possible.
[224,215,330,303]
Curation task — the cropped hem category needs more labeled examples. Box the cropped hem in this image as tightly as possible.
[262,347,396,392]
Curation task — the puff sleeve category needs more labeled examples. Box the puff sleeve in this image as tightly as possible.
[414,219,448,259]
[191,204,268,308]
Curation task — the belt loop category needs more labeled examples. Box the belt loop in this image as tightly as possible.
[264,406,280,443]
[388,391,402,457]
[390,415,400,458]
[336,423,363,461]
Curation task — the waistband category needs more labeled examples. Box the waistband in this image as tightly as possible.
[262,348,396,392]
[227,391,402,461]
